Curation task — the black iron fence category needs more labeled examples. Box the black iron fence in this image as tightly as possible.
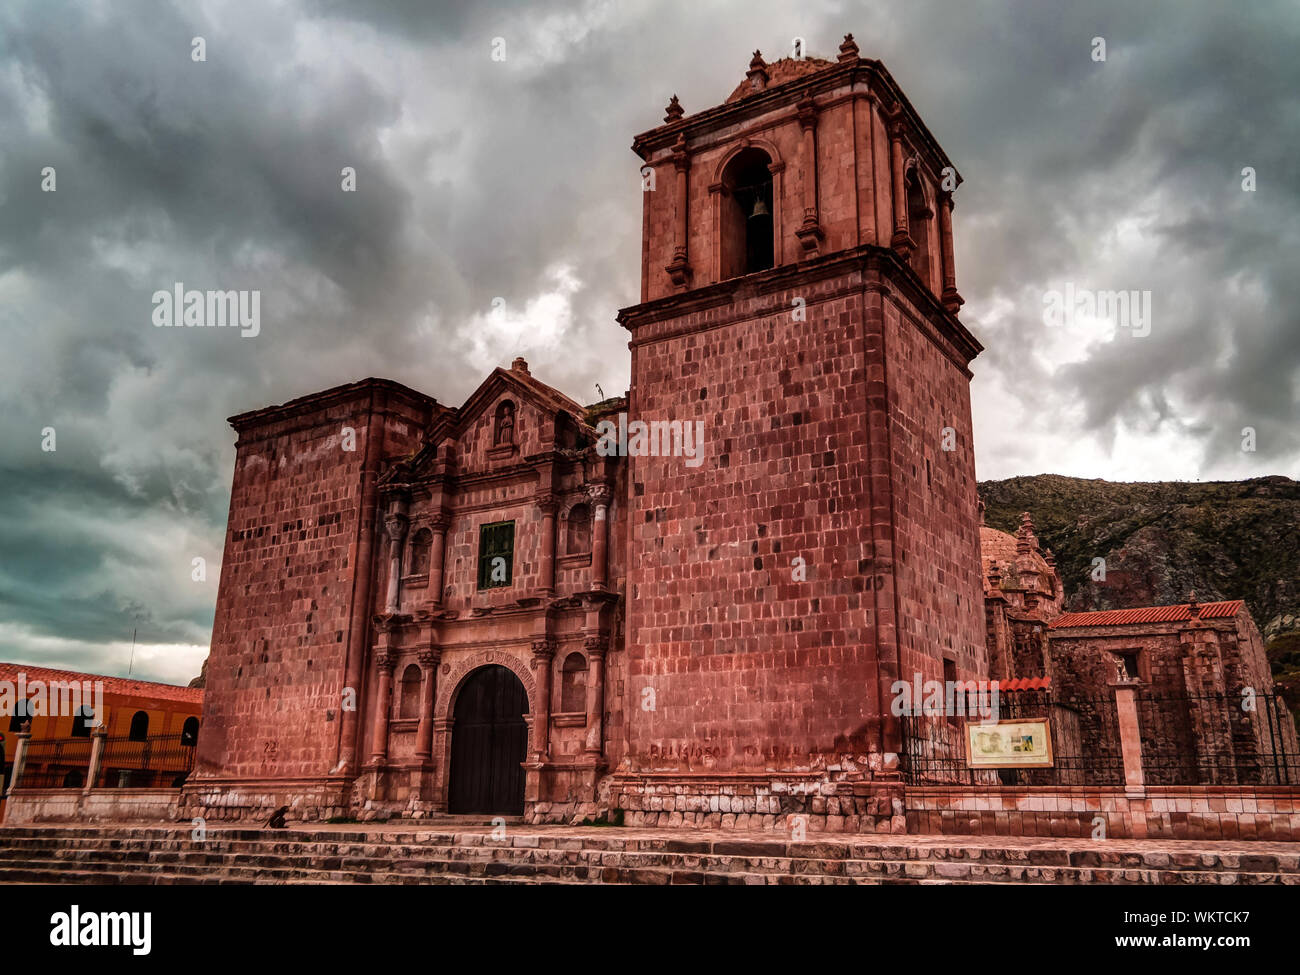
[901,686,1300,788]
[1136,689,1299,786]
[899,689,1125,787]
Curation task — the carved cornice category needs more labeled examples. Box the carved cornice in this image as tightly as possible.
[670,134,690,172]
[796,96,818,130]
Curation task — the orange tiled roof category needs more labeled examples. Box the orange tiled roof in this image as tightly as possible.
[1049,601,1244,629]
[0,661,203,705]
[991,676,1052,691]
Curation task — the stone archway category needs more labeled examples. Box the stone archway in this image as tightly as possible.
[446,664,529,815]
[433,649,537,814]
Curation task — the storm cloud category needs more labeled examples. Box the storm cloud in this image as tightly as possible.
[1,0,1296,682]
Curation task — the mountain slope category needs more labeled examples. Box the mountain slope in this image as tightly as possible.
[977,474,1300,707]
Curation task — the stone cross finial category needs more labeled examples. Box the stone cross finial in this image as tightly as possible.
[746,50,769,92]
[1188,592,1202,618]
[838,33,860,62]
[664,94,684,122]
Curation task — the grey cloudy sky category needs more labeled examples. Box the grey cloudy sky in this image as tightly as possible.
[1,0,1297,684]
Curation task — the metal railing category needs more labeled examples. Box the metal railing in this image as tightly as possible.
[1136,689,1299,786]
[899,689,1125,787]
[901,686,1300,788]
[14,736,95,789]
[8,732,196,791]
[96,734,196,789]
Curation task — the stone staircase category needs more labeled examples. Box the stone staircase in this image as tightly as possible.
[0,825,1297,884]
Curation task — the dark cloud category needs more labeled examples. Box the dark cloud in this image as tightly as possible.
[0,0,1296,682]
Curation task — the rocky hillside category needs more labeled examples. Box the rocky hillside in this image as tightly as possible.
[978,474,1300,707]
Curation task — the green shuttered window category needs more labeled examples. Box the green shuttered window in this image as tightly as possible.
[477,520,515,590]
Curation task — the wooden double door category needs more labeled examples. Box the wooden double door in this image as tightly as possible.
[448,665,528,815]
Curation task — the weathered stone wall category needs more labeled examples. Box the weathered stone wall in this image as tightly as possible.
[192,380,433,791]
[878,286,986,687]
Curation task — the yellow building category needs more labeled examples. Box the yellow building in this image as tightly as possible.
[0,662,203,811]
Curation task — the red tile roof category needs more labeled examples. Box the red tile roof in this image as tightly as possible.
[992,676,1052,691]
[0,662,203,705]
[1049,601,1244,629]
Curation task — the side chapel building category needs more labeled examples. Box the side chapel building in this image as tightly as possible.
[184,39,1293,829]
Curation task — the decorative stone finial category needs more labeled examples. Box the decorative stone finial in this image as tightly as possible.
[664,94,684,123]
[746,50,769,92]
[838,33,860,63]
[977,498,986,525]
[1016,511,1038,551]
[1188,593,1202,618]
[511,356,530,375]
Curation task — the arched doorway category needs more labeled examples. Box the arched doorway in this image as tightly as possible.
[448,665,528,815]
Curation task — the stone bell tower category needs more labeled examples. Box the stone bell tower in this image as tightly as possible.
[608,36,987,828]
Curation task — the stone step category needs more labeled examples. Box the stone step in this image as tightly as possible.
[0,846,1292,885]
[9,827,1295,871]
[2,826,1295,885]
[2,834,1294,879]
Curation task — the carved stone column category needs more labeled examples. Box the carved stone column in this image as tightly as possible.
[367,647,396,766]
[889,119,914,255]
[530,640,556,763]
[795,97,824,254]
[537,495,558,597]
[583,634,608,759]
[939,192,964,313]
[588,484,612,591]
[665,135,692,288]
[383,512,408,614]
[414,645,440,761]
[426,513,449,609]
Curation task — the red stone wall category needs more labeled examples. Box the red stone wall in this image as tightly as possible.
[619,268,876,774]
[617,247,982,783]
[879,288,985,687]
[194,381,433,784]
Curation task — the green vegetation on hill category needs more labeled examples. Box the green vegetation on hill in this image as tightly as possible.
[977,474,1300,712]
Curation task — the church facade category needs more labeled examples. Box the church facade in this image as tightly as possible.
[182,39,1295,832]
[185,38,988,828]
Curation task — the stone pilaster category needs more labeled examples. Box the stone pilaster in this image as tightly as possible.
[588,484,612,591]
[530,639,557,763]
[665,135,692,288]
[426,513,449,609]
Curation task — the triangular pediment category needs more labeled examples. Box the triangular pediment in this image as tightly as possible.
[382,364,594,485]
